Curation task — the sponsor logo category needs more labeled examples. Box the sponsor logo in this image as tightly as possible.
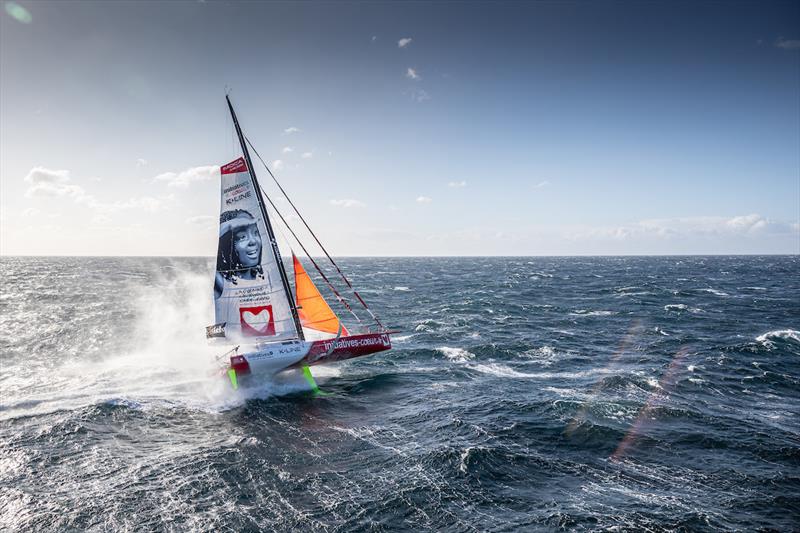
[225,190,252,205]
[205,322,226,338]
[221,157,247,175]
[223,181,250,194]
[320,334,388,352]
[239,305,276,336]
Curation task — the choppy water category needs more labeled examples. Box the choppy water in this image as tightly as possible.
[1,256,798,531]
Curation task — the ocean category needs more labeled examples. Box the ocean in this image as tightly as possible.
[0,256,798,531]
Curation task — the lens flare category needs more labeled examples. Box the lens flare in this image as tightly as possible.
[611,347,690,461]
[5,2,32,24]
[564,319,644,436]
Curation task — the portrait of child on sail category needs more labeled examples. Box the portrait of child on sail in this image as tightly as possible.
[214,208,265,299]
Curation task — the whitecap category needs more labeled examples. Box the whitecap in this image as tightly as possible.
[756,329,800,347]
[393,286,411,291]
[436,346,475,361]
[700,288,729,297]
[664,303,703,313]
[569,310,617,317]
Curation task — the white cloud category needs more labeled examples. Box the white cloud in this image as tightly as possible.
[186,215,216,225]
[283,126,300,134]
[24,167,70,184]
[153,165,218,188]
[23,166,175,214]
[398,37,413,48]
[775,37,800,50]
[136,158,148,167]
[448,180,467,188]
[301,152,313,159]
[725,214,768,233]
[569,214,797,241]
[106,195,172,213]
[406,67,420,80]
[410,88,430,102]
[282,146,293,153]
[416,196,432,204]
[24,167,92,202]
[22,207,41,217]
[272,160,284,171]
[330,198,366,208]
[533,180,550,189]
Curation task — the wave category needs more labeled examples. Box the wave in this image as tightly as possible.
[664,303,703,313]
[437,346,475,361]
[699,288,729,297]
[756,329,800,347]
[569,310,617,317]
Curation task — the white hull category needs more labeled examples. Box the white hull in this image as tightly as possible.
[243,340,312,375]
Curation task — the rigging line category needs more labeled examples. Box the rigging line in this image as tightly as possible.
[259,183,364,325]
[245,135,385,329]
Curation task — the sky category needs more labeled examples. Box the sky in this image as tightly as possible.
[1,0,798,256]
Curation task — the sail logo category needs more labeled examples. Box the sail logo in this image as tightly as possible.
[239,305,276,336]
[221,157,248,175]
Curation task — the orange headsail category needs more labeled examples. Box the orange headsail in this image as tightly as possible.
[293,253,349,336]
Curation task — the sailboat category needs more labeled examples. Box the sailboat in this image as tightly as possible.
[208,95,393,390]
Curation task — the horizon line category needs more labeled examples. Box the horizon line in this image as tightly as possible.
[1,253,797,259]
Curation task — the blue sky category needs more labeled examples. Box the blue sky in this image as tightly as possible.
[1,0,798,256]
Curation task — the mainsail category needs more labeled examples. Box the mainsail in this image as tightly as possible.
[293,253,349,336]
[213,157,299,342]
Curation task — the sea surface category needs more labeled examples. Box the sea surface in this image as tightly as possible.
[0,256,798,532]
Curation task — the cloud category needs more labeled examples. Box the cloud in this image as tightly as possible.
[24,167,92,202]
[330,198,366,208]
[301,152,313,159]
[272,160,284,171]
[21,166,175,217]
[283,127,300,134]
[371,35,377,42]
[775,37,800,50]
[153,165,218,188]
[410,88,430,102]
[22,207,41,217]
[448,180,467,188]
[398,37,412,48]
[105,195,173,213]
[23,166,176,214]
[416,196,432,204]
[282,146,293,153]
[533,180,550,189]
[569,214,797,241]
[406,67,420,80]
[24,167,70,184]
[136,158,148,167]
[186,215,216,225]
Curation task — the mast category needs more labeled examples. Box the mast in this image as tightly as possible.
[226,95,305,341]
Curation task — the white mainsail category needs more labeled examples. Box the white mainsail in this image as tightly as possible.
[212,157,299,343]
